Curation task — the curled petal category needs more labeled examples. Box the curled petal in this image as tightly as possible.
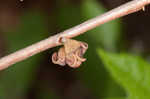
[51,38,88,68]
[81,42,88,49]
[76,55,86,62]
[66,54,83,68]
[52,52,59,64]
[74,61,82,68]
[66,54,78,68]
[52,52,66,66]
[75,50,86,62]
[70,60,82,68]
[80,42,88,54]
[57,48,66,60]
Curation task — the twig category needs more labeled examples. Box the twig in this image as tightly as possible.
[0,0,150,70]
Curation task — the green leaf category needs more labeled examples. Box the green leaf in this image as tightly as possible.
[0,11,49,99]
[98,49,150,99]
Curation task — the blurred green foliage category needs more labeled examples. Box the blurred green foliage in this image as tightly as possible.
[0,11,50,99]
[81,0,121,51]
[98,49,150,99]
[78,0,125,98]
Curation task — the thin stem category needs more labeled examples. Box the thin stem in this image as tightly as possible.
[0,0,150,70]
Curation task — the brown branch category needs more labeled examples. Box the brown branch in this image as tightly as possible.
[0,0,150,70]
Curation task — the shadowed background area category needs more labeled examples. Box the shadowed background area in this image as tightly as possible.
[0,0,150,99]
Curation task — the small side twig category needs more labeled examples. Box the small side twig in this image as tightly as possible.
[0,0,150,70]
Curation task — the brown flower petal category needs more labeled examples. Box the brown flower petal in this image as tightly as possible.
[69,60,82,68]
[52,48,66,66]
[66,54,76,67]
[75,50,86,62]
[66,54,82,68]
[52,38,88,68]
[80,42,88,54]
[63,38,81,54]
